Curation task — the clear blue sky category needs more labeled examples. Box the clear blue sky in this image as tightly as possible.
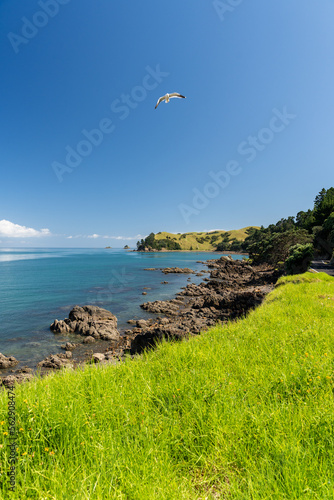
[1,0,333,247]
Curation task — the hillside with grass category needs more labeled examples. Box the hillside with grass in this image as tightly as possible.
[137,227,257,252]
[1,272,333,498]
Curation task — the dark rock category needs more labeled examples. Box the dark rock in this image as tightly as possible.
[141,300,179,315]
[37,354,73,370]
[130,325,190,355]
[92,353,105,363]
[50,319,72,334]
[136,319,151,328]
[60,342,78,351]
[142,292,147,295]
[50,305,119,341]
[15,366,33,374]
[0,353,19,370]
[1,373,33,387]
[161,267,195,274]
[158,317,170,325]
[123,329,134,336]
[82,336,95,344]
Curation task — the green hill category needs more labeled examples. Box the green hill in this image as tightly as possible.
[153,227,258,251]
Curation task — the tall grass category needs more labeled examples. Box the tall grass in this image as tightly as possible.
[0,272,333,499]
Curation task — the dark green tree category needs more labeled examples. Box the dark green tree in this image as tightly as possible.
[285,243,314,275]
[313,188,334,226]
[215,232,231,251]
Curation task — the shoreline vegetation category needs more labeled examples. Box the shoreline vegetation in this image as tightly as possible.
[0,270,333,497]
[135,249,249,254]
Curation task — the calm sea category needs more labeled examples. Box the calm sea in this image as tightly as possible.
[0,248,243,368]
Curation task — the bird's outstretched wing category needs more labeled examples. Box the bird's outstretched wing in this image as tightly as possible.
[155,96,166,109]
[169,93,186,99]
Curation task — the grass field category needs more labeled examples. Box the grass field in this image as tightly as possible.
[0,272,333,499]
[154,227,257,251]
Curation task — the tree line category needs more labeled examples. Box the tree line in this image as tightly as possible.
[137,187,334,274]
[239,187,334,273]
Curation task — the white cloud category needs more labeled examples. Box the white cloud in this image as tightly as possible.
[105,234,145,241]
[0,220,51,238]
[86,234,144,241]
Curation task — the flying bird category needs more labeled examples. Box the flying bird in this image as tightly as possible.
[155,93,186,109]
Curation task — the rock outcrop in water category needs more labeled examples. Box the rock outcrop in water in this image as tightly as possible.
[50,305,120,341]
[144,267,195,274]
[0,353,19,370]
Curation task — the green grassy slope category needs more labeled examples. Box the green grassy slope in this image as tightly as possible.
[154,227,257,251]
[0,272,333,499]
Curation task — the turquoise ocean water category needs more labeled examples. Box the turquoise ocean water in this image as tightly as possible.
[0,248,243,368]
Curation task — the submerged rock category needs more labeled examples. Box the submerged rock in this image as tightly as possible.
[60,342,78,351]
[82,336,95,344]
[161,267,195,274]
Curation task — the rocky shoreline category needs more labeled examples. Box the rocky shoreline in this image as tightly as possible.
[1,256,280,387]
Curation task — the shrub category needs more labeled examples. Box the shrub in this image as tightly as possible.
[285,243,314,275]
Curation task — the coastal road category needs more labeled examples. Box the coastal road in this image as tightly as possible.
[310,259,334,277]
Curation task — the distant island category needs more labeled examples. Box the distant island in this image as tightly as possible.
[105,246,112,249]
[124,245,130,249]
[136,227,256,252]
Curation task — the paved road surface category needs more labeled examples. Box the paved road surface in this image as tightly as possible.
[310,259,334,277]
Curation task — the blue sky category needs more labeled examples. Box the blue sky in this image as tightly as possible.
[0,0,333,247]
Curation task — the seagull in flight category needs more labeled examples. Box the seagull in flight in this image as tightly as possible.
[155,92,186,109]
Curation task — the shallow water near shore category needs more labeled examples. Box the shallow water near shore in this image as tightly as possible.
[0,248,244,369]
